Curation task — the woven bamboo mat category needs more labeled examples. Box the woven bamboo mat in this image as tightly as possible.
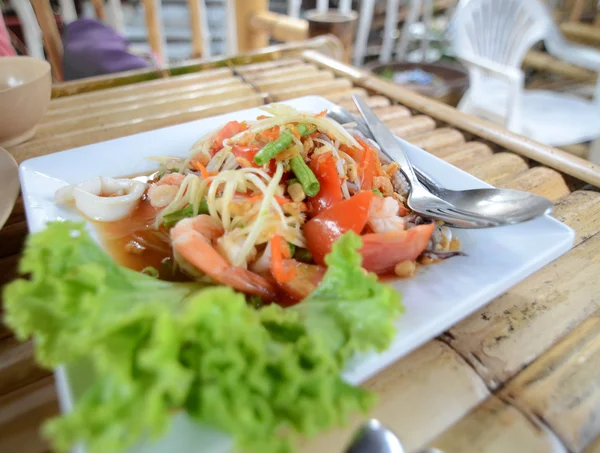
[2,48,600,453]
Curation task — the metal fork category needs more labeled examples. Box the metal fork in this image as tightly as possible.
[351,95,511,228]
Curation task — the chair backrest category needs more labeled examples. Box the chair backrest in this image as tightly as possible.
[451,0,554,68]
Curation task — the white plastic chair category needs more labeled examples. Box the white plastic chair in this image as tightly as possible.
[452,0,600,152]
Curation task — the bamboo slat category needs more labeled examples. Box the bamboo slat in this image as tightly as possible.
[442,190,600,388]
[466,152,529,185]
[427,396,562,453]
[499,167,571,203]
[408,128,466,152]
[389,116,437,138]
[501,314,600,452]
[48,69,235,110]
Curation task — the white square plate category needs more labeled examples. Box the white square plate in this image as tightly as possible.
[19,96,575,452]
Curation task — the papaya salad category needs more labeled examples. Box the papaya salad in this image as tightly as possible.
[54,104,461,304]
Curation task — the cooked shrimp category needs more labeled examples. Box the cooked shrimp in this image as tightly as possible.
[171,215,277,299]
[368,196,405,233]
[148,172,186,208]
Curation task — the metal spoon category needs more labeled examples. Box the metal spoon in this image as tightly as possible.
[344,419,444,453]
[326,103,553,228]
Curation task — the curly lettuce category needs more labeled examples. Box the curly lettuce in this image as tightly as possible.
[3,221,402,453]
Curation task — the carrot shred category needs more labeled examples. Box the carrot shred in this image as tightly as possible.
[326,132,336,141]
[291,126,301,140]
[270,235,296,283]
[261,125,280,142]
[191,161,216,178]
[257,115,270,120]
[316,109,328,117]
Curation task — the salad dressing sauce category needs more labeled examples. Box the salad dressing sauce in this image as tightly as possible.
[94,197,191,282]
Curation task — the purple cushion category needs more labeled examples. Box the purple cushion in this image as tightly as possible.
[63,19,150,80]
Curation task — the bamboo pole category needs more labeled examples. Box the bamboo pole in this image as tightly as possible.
[29,0,63,81]
[561,21,600,46]
[90,0,106,21]
[523,50,596,82]
[302,50,600,188]
[235,0,269,53]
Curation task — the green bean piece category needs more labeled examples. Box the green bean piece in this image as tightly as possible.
[293,247,313,263]
[287,242,296,257]
[162,200,209,227]
[372,188,383,197]
[253,123,316,166]
[289,155,320,197]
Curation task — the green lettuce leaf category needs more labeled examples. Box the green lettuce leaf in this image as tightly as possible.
[5,221,398,453]
[293,232,403,362]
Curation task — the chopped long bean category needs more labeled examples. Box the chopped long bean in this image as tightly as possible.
[253,123,316,166]
[162,200,209,227]
[289,155,320,197]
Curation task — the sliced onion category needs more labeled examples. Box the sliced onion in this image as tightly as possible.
[55,177,146,222]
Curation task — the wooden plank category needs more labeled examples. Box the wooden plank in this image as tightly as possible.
[390,116,437,138]
[442,145,495,172]
[466,152,529,185]
[0,376,58,453]
[299,341,489,453]
[443,191,600,389]
[499,167,571,203]
[408,128,466,152]
[0,220,27,259]
[8,96,264,163]
[431,141,493,160]
[272,79,354,101]
[0,338,50,398]
[45,78,244,119]
[48,68,235,110]
[254,70,336,92]
[371,104,412,122]
[427,396,564,453]
[37,86,257,138]
[501,314,600,452]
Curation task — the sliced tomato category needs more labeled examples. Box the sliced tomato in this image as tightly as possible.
[210,121,248,155]
[342,137,378,190]
[306,155,344,216]
[231,144,260,163]
[360,223,435,274]
[275,259,326,301]
[303,191,374,265]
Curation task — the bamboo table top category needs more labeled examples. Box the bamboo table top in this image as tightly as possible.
[3,41,600,453]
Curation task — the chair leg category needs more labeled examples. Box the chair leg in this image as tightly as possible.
[589,138,600,164]
[395,0,420,61]
[380,0,402,63]
[420,0,433,62]
[354,0,376,66]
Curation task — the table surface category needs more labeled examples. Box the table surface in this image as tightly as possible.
[2,48,600,453]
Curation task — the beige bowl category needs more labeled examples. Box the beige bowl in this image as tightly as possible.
[0,56,51,147]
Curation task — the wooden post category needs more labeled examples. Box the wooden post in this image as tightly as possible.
[188,0,205,58]
[141,0,166,64]
[235,0,269,53]
[30,0,64,81]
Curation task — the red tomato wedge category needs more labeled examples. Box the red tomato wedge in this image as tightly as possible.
[303,191,374,265]
[231,145,260,163]
[360,223,435,274]
[275,259,326,301]
[210,121,248,155]
[306,155,344,216]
